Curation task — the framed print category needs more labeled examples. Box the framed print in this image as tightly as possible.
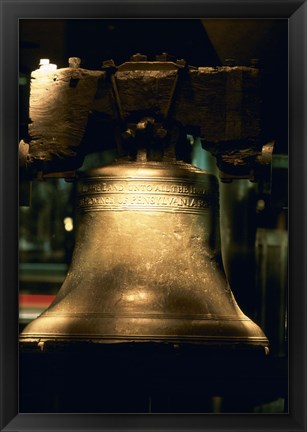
[1,1,306,431]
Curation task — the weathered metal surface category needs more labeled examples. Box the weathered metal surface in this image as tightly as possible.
[20,161,268,348]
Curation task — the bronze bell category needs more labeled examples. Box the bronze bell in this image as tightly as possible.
[20,160,268,349]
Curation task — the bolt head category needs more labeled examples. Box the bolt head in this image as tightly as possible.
[68,57,81,68]
[102,59,116,68]
[130,53,147,62]
[176,59,187,68]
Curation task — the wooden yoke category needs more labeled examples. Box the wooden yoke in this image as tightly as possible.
[19,55,272,181]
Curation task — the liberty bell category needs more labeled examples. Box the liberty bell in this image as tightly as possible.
[19,55,269,351]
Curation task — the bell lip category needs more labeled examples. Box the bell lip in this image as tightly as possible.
[20,312,269,349]
[19,334,269,348]
[19,335,269,342]
[80,160,217,182]
[20,331,269,347]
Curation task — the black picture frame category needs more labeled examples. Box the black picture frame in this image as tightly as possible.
[1,0,306,431]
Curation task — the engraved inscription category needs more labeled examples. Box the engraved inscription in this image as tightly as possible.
[78,178,210,213]
[79,195,208,209]
[80,180,208,196]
